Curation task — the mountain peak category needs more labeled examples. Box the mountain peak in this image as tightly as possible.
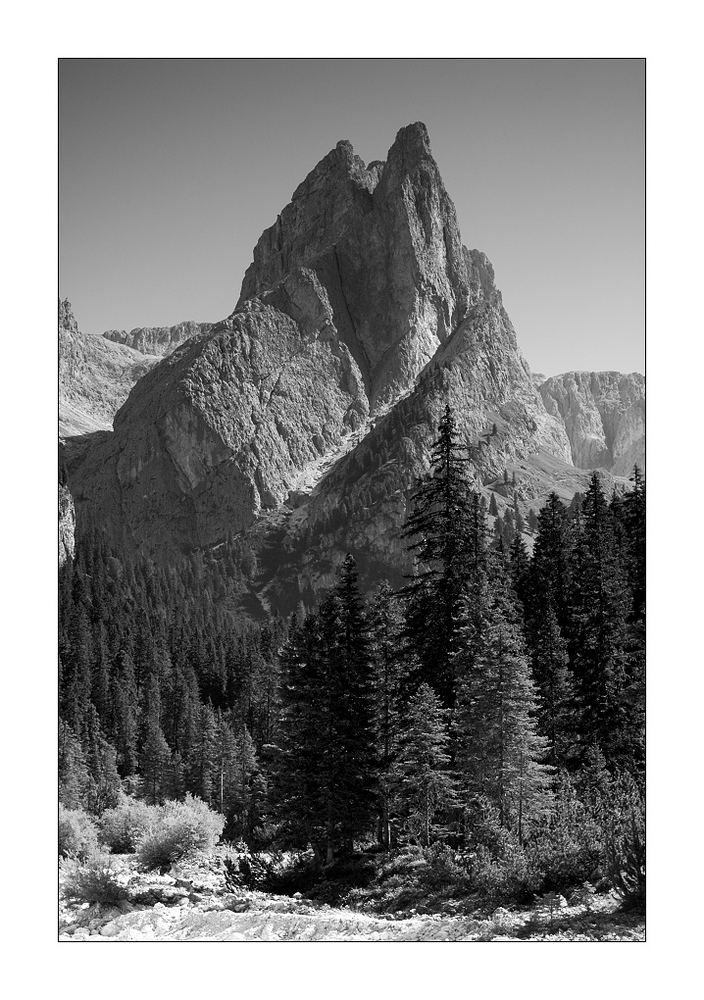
[70,122,576,588]
[390,120,432,157]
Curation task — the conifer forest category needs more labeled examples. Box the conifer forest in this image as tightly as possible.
[59,407,645,939]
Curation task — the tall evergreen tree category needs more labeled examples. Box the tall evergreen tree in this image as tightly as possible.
[454,563,554,842]
[319,555,377,857]
[274,614,328,854]
[569,473,634,767]
[58,719,90,809]
[368,583,408,847]
[529,599,574,767]
[390,683,459,846]
[139,675,171,804]
[402,404,474,705]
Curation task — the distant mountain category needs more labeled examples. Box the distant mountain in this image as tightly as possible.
[539,371,644,476]
[59,299,159,437]
[103,320,212,357]
[64,124,640,613]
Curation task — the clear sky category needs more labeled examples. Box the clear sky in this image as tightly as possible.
[59,58,644,376]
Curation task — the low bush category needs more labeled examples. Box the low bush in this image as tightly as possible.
[525,774,604,894]
[99,796,159,853]
[345,845,474,913]
[223,846,285,891]
[137,794,225,871]
[461,798,542,904]
[61,853,128,905]
[466,842,542,904]
[59,804,100,859]
[604,775,645,911]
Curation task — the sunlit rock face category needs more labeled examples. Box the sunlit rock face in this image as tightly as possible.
[539,371,645,475]
[59,483,75,566]
[59,299,159,437]
[103,320,212,357]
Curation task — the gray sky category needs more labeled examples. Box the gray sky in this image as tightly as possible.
[59,59,644,376]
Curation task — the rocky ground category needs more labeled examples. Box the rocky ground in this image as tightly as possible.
[58,853,644,942]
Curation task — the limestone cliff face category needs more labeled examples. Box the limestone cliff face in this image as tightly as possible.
[70,124,574,577]
[73,270,370,551]
[59,299,159,437]
[103,320,212,357]
[539,371,644,475]
[238,125,472,409]
[59,483,75,566]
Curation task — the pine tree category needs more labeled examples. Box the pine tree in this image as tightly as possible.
[390,683,458,846]
[402,404,474,705]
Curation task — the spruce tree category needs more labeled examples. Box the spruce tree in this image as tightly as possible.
[82,706,122,813]
[390,683,458,846]
[402,404,474,705]
[454,562,554,842]
[319,555,377,857]
[529,492,573,630]
[59,719,90,810]
[274,614,328,854]
[530,599,574,767]
[368,583,407,847]
[569,473,633,767]
[139,674,171,804]
[110,650,139,776]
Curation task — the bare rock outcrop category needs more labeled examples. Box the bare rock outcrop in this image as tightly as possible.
[539,371,644,475]
[103,320,212,356]
[59,483,75,565]
[59,299,159,437]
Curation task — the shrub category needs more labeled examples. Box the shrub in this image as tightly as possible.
[223,846,283,891]
[463,797,542,903]
[59,804,100,859]
[61,853,128,905]
[525,776,604,894]
[137,794,225,871]
[604,774,645,911]
[467,842,542,903]
[532,891,568,927]
[99,796,159,853]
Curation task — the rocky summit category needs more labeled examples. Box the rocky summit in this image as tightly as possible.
[539,371,645,476]
[65,123,641,610]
